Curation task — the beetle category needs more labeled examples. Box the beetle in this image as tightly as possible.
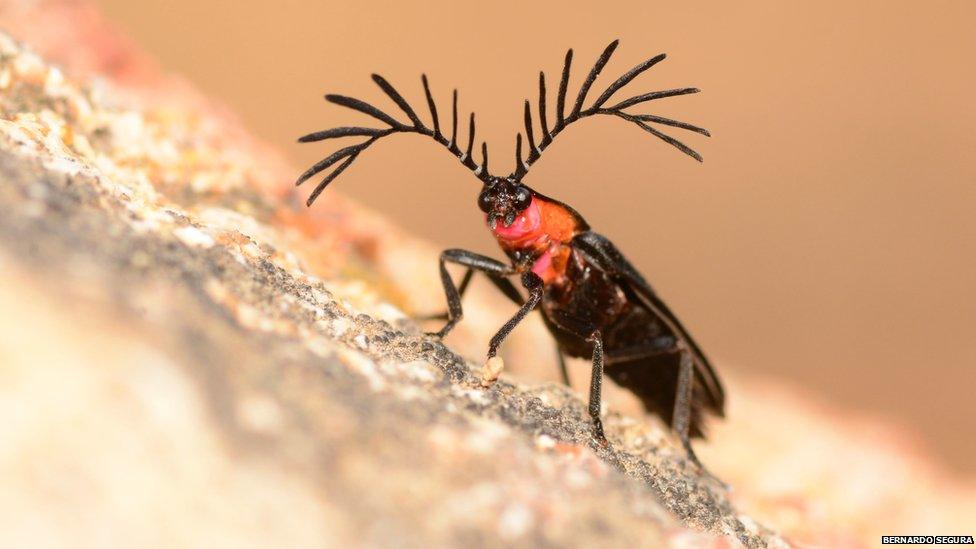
[296,40,724,470]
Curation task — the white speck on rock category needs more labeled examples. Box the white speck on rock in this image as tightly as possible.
[451,386,491,406]
[238,395,284,434]
[240,241,263,260]
[498,501,533,541]
[536,434,556,450]
[173,225,215,248]
[44,153,87,177]
[564,468,592,490]
[44,66,64,92]
[375,302,406,321]
[338,349,386,391]
[394,360,438,384]
[394,385,427,402]
[310,287,331,304]
[325,316,350,338]
[466,419,510,455]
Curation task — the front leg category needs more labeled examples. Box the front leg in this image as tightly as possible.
[419,267,525,321]
[416,268,474,321]
[480,272,543,385]
[429,249,516,339]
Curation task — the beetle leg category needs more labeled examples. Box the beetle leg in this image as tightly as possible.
[416,268,474,321]
[544,311,607,442]
[586,330,609,446]
[486,272,543,359]
[673,350,723,484]
[673,350,697,463]
[556,348,571,387]
[419,267,524,321]
[428,249,516,339]
[429,272,570,387]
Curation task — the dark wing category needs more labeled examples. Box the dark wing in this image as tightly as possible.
[571,231,725,413]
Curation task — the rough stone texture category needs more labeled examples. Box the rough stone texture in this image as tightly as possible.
[1,3,974,548]
[0,27,776,548]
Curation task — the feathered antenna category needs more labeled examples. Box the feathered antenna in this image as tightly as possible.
[297,74,493,206]
[297,41,709,205]
[514,39,709,178]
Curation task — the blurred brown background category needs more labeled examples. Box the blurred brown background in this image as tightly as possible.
[90,0,975,473]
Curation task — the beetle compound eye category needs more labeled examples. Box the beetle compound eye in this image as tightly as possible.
[513,186,532,212]
[477,190,492,213]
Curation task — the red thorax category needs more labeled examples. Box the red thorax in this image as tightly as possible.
[488,196,582,285]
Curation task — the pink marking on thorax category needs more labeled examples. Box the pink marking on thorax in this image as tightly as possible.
[489,197,543,243]
[531,248,554,279]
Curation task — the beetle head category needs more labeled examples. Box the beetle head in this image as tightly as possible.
[478,177,533,229]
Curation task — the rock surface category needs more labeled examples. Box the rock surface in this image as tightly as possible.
[0,26,778,548]
[1,3,974,548]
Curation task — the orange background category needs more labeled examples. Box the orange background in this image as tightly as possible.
[92,0,975,473]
